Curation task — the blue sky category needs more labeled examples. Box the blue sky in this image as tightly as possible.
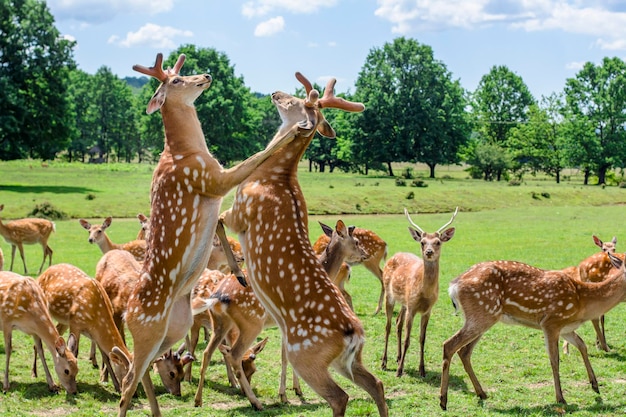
[47,0,626,99]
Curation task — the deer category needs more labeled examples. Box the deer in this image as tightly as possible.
[0,204,54,275]
[0,271,78,394]
[91,249,192,396]
[220,73,388,417]
[136,213,150,240]
[381,208,457,378]
[79,217,147,262]
[112,52,296,417]
[439,252,626,410]
[36,263,133,393]
[313,227,388,314]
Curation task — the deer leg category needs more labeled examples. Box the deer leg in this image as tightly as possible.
[381,299,394,370]
[292,358,349,417]
[369,265,385,316]
[457,335,486,400]
[417,311,431,378]
[397,308,413,377]
[333,352,388,417]
[561,331,599,394]
[31,343,38,378]
[194,321,229,407]
[38,244,52,274]
[543,328,566,405]
[216,221,246,286]
[89,340,99,368]
[33,335,58,392]
[222,331,264,411]
[15,244,28,275]
[9,245,16,272]
[3,328,12,392]
[395,306,407,365]
[279,341,302,402]
[592,316,609,352]
[440,324,486,410]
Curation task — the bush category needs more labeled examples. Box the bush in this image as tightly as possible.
[406,191,415,200]
[401,167,414,179]
[28,202,68,220]
[508,179,522,186]
[395,178,407,186]
[410,179,428,188]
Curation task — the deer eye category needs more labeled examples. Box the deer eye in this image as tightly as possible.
[172,78,182,84]
[64,369,70,375]
[169,371,176,379]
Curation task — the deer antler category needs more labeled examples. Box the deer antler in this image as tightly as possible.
[319,78,365,112]
[404,207,459,234]
[133,53,186,82]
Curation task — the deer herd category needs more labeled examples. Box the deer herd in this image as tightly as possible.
[1,52,626,416]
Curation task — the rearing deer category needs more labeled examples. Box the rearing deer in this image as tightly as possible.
[113,53,295,417]
[439,253,626,409]
[221,73,388,417]
[381,208,457,378]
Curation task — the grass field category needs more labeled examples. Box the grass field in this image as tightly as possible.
[1,160,626,416]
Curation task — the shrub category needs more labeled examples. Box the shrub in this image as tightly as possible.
[28,202,68,220]
[508,179,522,186]
[410,179,428,188]
[395,178,407,186]
[406,191,415,200]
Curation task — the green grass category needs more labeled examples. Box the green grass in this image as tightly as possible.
[1,161,626,416]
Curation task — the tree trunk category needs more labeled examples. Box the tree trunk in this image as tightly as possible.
[387,162,394,177]
[584,168,590,185]
[427,163,436,179]
[597,166,608,185]
[555,170,560,184]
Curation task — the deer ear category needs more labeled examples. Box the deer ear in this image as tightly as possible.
[66,333,77,356]
[408,227,421,242]
[319,222,333,238]
[79,219,90,230]
[317,119,336,138]
[608,252,623,270]
[147,88,166,114]
[440,228,456,242]
[593,235,603,249]
[335,220,348,238]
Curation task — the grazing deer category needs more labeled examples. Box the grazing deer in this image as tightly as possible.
[0,271,78,393]
[79,217,147,262]
[113,52,295,417]
[37,263,132,392]
[220,73,388,417]
[439,253,626,410]
[0,204,54,274]
[381,208,457,378]
[136,213,150,240]
[93,249,191,396]
[313,227,388,314]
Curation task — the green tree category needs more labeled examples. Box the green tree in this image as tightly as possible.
[354,37,469,177]
[564,57,626,185]
[507,94,567,183]
[0,0,76,160]
[66,69,98,162]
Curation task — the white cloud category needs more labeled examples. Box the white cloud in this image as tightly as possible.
[109,23,193,48]
[242,0,338,18]
[48,0,175,23]
[565,61,586,70]
[254,16,285,37]
[374,0,626,50]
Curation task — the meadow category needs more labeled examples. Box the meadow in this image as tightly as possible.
[1,160,626,416]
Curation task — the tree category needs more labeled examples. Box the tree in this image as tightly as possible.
[354,37,469,177]
[66,69,98,162]
[564,57,626,185]
[0,0,76,160]
[507,94,567,183]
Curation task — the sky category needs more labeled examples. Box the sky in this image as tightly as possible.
[46,0,626,99]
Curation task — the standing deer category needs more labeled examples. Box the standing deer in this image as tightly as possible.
[381,208,457,378]
[37,263,133,392]
[113,52,295,417]
[439,253,626,410]
[221,73,388,417]
[194,219,366,409]
[0,204,54,274]
[313,227,388,314]
[79,217,147,262]
[0,271,78,393]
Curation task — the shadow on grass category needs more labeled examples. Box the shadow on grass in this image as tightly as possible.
[490,394,623,416]
[0,185,95,194]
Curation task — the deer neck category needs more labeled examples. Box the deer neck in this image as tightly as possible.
[160,104,209,156]
[98,233,117,253]
[579,270,626,319]
[250,131,314,182]
[318,241,345,280]
[422,259,440,287]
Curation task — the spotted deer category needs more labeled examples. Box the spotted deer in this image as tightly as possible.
[381,208,457,378]
[220,73,388,417]
[113,52,295,417]
[136,213,150,240]
[314,221,369,310]
[439,253,626,410]
[0,271,78,393]
[79,217,147,262]
[313,227,388,314]
[0,204,54,275]
[36,263,133,392]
